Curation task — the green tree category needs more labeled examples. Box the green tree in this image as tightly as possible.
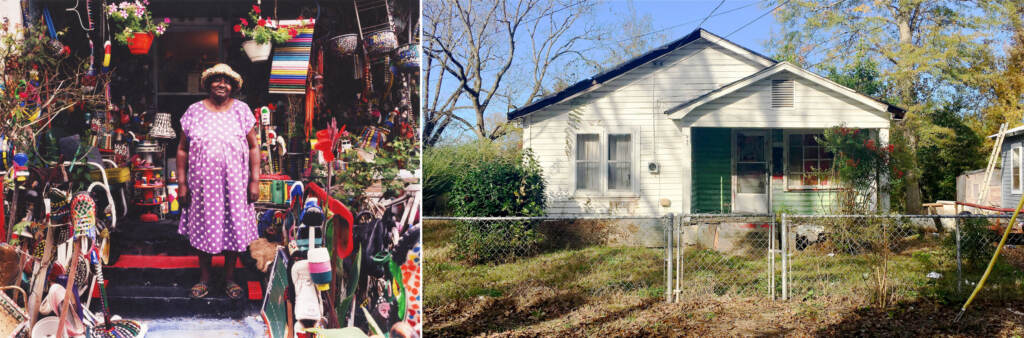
[967,2,1024,139]
[771,0,1000,213]
[916,99,986,202]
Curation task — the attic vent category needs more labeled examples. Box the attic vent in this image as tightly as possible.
[772,79,794,108]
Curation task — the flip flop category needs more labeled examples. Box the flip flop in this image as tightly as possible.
[225,281,244,300]
[190,281,209,299]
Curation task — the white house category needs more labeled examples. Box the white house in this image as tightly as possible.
[508,29,904,217]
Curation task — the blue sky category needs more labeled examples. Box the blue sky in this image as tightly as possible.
[601,0,781,55]
[433,0,785,142]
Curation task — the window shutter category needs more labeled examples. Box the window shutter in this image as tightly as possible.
[772,79,794,108]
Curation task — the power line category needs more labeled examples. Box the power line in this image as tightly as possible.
[726,0,791,38]
[617,0,763,43]
[697,0,727,29]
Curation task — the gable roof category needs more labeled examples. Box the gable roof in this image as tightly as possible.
[506,28,777,121]
[663,62,906,120]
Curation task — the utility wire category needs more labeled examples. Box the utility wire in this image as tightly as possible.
[697,0,727,29]
[617,0,764,43]
[725,0,790,38]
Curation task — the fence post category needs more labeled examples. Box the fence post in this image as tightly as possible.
[770,214,775,300]
[665,213,673,303]
[781,213,788,301]
[955,215,963,295]
[675,215,682,302]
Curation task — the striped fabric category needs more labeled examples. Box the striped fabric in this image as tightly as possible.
[269,23,316,94]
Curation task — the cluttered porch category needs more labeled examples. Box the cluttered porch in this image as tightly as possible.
[1,0,421,337]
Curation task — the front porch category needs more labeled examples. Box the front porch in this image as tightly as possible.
[688,127,888,215]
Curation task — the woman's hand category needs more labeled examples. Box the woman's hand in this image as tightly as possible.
[178,185,190,209]
[248,180,260,203]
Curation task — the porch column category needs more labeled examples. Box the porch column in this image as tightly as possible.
[680,127,692,214]
[879,128,890,212]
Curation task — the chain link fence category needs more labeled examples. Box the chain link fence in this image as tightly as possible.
[670,214,776,300]
[668,213,1024,305]
[426,213,1024,307]
[780,214,1024,305]
[424,215,671,306]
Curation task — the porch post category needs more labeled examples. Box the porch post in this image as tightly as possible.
[879,128,891,212]
[681,127,692,214]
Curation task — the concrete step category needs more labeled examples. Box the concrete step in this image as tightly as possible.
[94,285,261,319]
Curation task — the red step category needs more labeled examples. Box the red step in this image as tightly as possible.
[110,254,245,269]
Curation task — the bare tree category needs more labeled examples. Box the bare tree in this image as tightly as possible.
[422,0,604,146]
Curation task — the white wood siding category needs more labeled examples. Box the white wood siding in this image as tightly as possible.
[524,40,766,216]
[681,74,890,129]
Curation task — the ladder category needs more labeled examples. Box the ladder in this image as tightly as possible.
[977,123,1008,206]
[353,0,394,40]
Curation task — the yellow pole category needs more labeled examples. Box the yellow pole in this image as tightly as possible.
[955,194,1024,322]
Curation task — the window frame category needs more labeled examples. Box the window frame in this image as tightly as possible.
[571,128,639,198]
[783,131,838,191]
[1012,145,1022,194]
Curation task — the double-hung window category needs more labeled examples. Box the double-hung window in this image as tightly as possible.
[787,133,834,190]
[575,132,634,194]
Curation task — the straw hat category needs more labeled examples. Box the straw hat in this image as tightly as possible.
[200,63,243,89]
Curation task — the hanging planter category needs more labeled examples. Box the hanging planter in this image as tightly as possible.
[126,32,154,55]
[235,3,297,63]
[106,1,168,54]
[327,33,359,57]
[242,40,273,62]
[395,43,419,72]
[365,29,398,55]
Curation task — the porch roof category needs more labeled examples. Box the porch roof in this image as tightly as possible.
[506,28,777,121]
[663,62,906,120]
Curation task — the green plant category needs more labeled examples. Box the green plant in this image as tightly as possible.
[819,124,904,213]
[453,219,542,263]
[944,217,998,270]
[105,1,168,45]
[233,4,297,45]
[424,139,524,215]
[0,20,109,154]
[448,150,546,263]
[333,137,419,210]
[449,149,545,217]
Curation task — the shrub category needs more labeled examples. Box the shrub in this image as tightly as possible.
[423,139,524,216]
[944,216,999,270]
[448,150,546,263]
[452,219,541,263]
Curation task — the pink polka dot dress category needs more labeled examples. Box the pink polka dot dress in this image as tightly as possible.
[178,99,258,254]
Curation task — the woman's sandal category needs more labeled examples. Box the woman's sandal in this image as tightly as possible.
[225,281,244,300]
[190,281,209,299]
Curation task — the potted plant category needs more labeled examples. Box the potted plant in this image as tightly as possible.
[105,1,168,55]
[235,4,297,62]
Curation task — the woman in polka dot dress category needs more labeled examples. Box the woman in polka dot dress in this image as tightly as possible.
[176,63,260,299]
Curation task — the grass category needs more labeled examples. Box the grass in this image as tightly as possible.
[425,226,664,309]
[425,220,1024,336]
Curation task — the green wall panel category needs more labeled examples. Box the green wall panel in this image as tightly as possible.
[692,128,732,213]
[770,182,836,214]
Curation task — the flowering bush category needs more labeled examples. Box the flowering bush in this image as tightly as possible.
[234,4,296,44]
[820,124,904,210]
[106,0,168,45]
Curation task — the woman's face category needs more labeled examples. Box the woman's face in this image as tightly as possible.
[208,76,233,100]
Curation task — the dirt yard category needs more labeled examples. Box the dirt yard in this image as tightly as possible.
[425,221,1024,337]
[427,295,1024,337]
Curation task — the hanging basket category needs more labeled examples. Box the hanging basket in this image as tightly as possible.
[126,32,154,55]
[395,43,420,72]
[327,33,359,57]
[242,40,273,62]
[365,29,398,55]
